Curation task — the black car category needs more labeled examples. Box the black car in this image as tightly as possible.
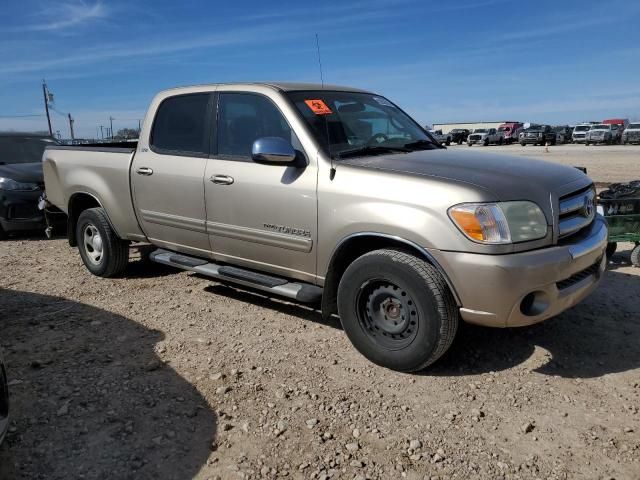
[449,128,470,145]
[0,133,59,238]
[519,125,556,146]
[553,126,572,144]
[0,349,8,445]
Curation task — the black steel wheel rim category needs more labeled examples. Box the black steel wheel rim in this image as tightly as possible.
[356,280,419,350]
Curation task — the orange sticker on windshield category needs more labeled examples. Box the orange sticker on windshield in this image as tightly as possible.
[304,99,332,115]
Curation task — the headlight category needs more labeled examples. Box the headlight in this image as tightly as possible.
[449,201,548,244]
[0,177,39,191]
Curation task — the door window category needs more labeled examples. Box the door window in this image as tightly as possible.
[217,93,298,159]
[151,93,211,155]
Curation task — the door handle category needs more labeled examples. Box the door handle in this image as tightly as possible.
[136,167,154,176]
[210,175,234,185]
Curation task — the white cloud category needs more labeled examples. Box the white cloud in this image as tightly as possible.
[12,1,108,32]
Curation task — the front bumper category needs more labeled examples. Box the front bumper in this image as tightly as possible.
[431,216,608,328]
[468,137,486,144]
[520,136,543,144]
[0,189,46,234]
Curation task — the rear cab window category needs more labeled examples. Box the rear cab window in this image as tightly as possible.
[150,93,212,156]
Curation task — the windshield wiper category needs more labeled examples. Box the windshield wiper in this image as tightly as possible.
[403,139,442,150]
[336,145,410,159]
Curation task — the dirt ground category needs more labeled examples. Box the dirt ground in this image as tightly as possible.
[0,235,639,480]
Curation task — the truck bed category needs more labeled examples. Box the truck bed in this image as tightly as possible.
[42,144,144,240]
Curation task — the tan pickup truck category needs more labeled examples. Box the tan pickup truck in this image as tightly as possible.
[43,82,607,372]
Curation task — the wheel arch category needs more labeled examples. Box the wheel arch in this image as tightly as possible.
[67,192,118,246]
[321,232,461,320]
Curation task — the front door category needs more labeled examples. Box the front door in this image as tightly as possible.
[204,91,317,283]
[131,92,213,256]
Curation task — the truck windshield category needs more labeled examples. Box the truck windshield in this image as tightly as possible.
[629,124,640,129]
[286,91,438,159]
[0,136,57,165]
[574,125,591,132]
[592,125,608,130]
[474,129,487,133]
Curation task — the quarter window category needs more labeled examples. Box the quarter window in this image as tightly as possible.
[217,93,297,158]
[151,93,210,155]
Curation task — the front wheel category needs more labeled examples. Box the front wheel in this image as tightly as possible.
[467,142,473,147]
[337,249,459,372]
[76,207,129,277]
[520,142,526,147]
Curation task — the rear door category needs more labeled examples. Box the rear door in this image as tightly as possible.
[131,92,214,256]
[204,91,317,283]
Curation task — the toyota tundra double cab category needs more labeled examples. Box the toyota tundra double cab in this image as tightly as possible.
[43,82,607,372]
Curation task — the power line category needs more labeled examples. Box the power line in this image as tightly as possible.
[0,114,45,118]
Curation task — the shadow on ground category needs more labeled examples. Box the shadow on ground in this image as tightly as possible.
[204,265,639,380]
[0,289,216,480]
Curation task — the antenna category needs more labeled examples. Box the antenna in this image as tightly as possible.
[315,33,324,88]
[315,34,335,179]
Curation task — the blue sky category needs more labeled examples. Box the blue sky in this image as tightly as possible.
[1,0,639,138]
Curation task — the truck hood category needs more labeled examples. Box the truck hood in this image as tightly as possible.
[340,149,589,219]
[0,162,43,183]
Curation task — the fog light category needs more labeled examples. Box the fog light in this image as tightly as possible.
[520,291,550,316]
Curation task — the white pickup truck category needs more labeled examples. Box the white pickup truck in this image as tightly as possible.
[467,128,504,146]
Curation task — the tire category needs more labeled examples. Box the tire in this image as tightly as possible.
[498,137,503,145]
[520,142,526,147]
[606,242,617,259]
[467,142,472,147]
[457,139,463,145]
[76,207,129,277]
[445,138,451,146]
[337,249,459,372]
[631,244,640,267]
[483,139,489,146]
[585,141,590,146]
[550,138,556,146]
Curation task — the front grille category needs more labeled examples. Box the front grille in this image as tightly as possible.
[574,133,586,139]
[558,185,596,239]
[469,135,481,141]
[556,260,601,290]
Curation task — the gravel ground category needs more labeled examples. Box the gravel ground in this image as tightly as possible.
[0,236,639,480]
[1,143,639,479]
[448,143,640,185]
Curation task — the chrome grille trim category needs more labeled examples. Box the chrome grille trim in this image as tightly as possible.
[558,186,596,238]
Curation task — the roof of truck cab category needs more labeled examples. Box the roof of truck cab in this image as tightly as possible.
[161,82,372,94]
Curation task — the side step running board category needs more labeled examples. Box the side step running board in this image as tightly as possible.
[149,249,322,303]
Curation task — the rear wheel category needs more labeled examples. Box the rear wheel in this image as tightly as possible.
[520,142,526,147]
[483,138,489,146]
[337,249,459,372]
[76,207,129,277]
[606,242,617,259]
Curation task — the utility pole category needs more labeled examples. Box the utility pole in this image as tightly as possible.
[42,80,53,137]
[109,116,114,140]
[138,119,141,133]
[100,125,104,139]
[68,113,75,141]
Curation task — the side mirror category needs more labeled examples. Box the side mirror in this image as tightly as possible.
[251,137,296,164]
